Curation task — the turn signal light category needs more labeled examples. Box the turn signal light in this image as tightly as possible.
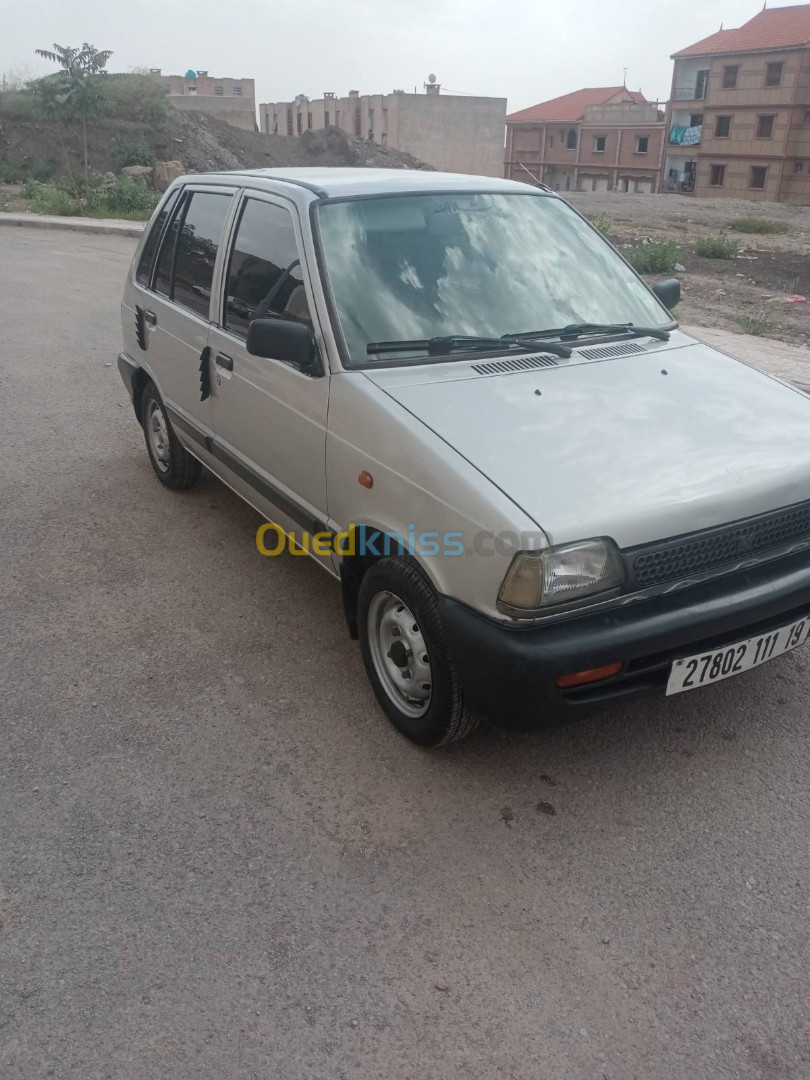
[555,662,623,689]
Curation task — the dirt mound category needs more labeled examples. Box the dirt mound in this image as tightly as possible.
[0,101,432,180]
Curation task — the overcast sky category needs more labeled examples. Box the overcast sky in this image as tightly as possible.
[2,0,805,112]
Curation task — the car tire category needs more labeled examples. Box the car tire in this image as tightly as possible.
[141,382,201,490]
[358,556,482,747]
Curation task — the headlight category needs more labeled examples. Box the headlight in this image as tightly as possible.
[498,539,624,611]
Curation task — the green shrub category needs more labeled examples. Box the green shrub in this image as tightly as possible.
[737,307,776,337]
[103,73,168,123]
[586,213,611,236]
[27,180,90,216]
[97,175,158,216]
[25,175,158,218]
[727,216,788,235]
[110,134,155,170]
[694,235,740,259]
[623,240,680,274]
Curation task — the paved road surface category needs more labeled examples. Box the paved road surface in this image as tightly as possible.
[1,229,808,1080]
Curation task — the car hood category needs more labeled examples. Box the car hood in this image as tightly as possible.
[363,340,810,548]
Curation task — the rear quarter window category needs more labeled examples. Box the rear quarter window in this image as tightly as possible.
[135,189,180,287]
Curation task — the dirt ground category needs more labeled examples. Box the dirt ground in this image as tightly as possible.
[567,191,810,347]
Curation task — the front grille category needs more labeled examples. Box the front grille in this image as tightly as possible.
[471,354,560,375]
[631,501,810,588]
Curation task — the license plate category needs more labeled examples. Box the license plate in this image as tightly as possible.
[666,616,810,696]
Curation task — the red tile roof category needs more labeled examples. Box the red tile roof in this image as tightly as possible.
[673,4,810,57]
[506,87,646,123]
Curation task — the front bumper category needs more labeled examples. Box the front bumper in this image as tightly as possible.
[438,548,810,729]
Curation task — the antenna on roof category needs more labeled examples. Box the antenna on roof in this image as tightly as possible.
[622,67,628,86]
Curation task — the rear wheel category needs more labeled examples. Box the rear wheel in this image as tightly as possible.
[141,382,201,490]
[358,557,481,746]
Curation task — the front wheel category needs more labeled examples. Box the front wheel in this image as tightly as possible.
[358,557,481,746]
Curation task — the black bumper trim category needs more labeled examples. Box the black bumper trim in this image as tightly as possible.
[117,352,138,403]
[438,548,810,728]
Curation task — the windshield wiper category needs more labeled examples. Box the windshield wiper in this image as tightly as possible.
[504,322,670,343]
[367,334,572,357]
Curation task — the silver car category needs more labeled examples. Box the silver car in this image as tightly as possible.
[118,168,810,746]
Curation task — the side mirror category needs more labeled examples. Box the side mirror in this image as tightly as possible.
[246,317,320,374]
[652,278,681,311]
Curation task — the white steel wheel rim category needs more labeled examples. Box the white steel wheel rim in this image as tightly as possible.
[146,399,171,473]
[367,591,433,719]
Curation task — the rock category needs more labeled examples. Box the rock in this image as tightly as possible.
[153,160,185,192]
[120,164,154,184]
[102,171,117,188]
[674,262,686,272]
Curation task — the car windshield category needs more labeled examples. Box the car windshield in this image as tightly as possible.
[316,191,671,367]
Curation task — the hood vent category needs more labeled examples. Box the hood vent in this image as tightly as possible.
[471,353,560,376]
[579,341,645,361]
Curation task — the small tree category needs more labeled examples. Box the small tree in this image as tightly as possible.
[33,43,113,179]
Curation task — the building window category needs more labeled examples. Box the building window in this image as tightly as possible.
[695,70,709,99]
[214,86,224,96]
[756,114,775,138]
[715,115,732,137]
[187,86,197,96]
[296,112,302,134]
[354,107,361,136]
[336,110,341,127]
[233,86,243,97]
[549,135,554,147]
[750,166,767,189]
[286,110,293,135]
[635,136,649,154]
[709,164,726,187]
[722,65,739,89]
[807,110,810,123]
[593,135,606,153]
[765,62,783,87]
[325,111,330,127]
[307,112,312,129]
[795,161,804,173]
[690,113,704,126]
[565,129,577,150]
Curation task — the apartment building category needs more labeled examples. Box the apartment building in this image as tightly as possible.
[504,87,665,193]
[259,85,507,176]
[664,5,810,202]
[152,69,257,131]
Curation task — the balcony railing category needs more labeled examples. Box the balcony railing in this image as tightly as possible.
[673,86,707,101]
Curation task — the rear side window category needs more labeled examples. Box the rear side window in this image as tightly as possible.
[171,192,232,318]
[223,198,311,339]
[136,189,179,287]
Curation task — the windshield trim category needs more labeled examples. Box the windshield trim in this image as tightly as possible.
[310,189,677,372]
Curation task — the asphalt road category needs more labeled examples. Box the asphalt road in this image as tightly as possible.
[1,228,809,1080]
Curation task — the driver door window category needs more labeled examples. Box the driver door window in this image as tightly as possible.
[223,198,313,337]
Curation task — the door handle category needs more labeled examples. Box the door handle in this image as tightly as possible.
[143,309,157,326]
[215,353,234,372]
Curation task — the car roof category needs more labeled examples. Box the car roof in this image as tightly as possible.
[180,167,545,200]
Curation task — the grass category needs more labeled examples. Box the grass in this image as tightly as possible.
[726,216,788,235]
[623,240,680,274]
[694,235,740,259]
[736,307,777,337]
[25,176,158,219]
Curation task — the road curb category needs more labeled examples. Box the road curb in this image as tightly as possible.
[0,213,145,238]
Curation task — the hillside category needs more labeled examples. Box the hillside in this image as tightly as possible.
[0,100,432,181]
